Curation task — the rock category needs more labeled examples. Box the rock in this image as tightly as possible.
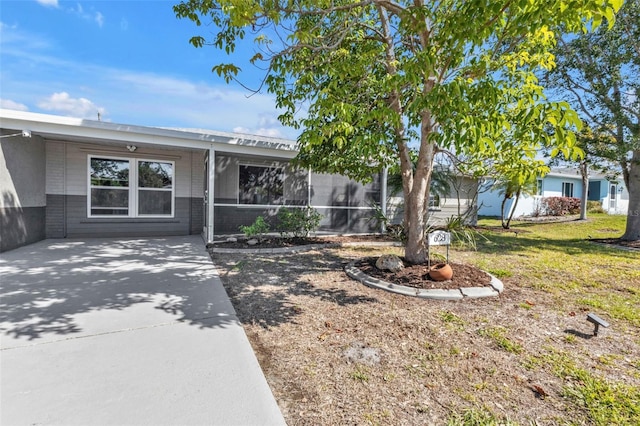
[343,341,381,366]
[375,254,404,272]
[247,238,259,246]
[226,237,238,243]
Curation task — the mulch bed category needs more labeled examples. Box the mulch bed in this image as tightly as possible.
[210,234,396,249]
[355,257,492,290]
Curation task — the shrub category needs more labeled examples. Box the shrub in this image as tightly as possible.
[541,197,581,216]
[277,206,322,238]
[239,216,270,240]
[587,200,606,214]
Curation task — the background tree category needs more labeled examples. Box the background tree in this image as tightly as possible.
[497,174,538,229]
[175,0,622,262]
[545,126,619,220]
[545,0,639,240]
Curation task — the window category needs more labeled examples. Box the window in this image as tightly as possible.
[536,179,543,196]
[138,161,173,215]
[89,157,130,216]
[562,182,574,197]
[429,194,440,208]
[238,165,284,205]
[89,156,174,217]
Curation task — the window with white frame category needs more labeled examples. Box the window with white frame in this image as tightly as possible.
[536,179,543,196]
[238,164,284,205]
[562,182,574,197]
[429,194,440,208]
[89,156,174,217]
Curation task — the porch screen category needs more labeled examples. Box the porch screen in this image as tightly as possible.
[238,165,284,205]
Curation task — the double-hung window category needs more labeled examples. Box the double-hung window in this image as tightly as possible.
[89,156,174,217]
[536,179,543,196]
[562,182,574,198]
[428,194,440,209]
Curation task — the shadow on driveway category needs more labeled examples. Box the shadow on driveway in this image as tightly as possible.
[1,236,237,344]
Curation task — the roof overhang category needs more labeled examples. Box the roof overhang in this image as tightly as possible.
[0,109,298,159]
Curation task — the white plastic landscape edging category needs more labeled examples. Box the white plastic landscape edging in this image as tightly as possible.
[344,259,503,300]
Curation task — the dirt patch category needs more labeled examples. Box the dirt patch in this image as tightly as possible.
[355,257,492,290]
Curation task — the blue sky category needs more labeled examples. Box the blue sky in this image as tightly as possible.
[0,0,298,139]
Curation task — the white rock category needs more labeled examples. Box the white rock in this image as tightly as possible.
[226,237,238,243]
[247,238,259,246]
[375,254,404,272]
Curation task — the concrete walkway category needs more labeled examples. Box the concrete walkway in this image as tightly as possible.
[0,236,285,426]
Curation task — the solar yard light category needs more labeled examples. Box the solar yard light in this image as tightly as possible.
[586,313,610,336]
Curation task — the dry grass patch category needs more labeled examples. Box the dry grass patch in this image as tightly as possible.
[211,215,639,425]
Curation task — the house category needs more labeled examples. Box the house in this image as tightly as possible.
[0,109,383,252]
[478,168,629,218]
[386,174,480,226]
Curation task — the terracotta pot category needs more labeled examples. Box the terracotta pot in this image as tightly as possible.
[429,263,453,281]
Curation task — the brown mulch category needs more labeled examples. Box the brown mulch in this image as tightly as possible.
[356,257,492,290]
[210,234,396,249]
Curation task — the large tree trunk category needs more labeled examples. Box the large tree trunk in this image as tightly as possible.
[579,160,588,220]
[404,137,436,264]
[621,149,640,241]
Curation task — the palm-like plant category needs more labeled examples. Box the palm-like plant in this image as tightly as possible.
[498,176,538,229]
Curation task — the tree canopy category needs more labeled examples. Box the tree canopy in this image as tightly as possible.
[545,0,639,240]
[175,0,623,260]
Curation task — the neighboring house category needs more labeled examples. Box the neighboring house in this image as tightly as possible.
[386,175,480,226]
[478,168,629,218]
[0,109,382,252]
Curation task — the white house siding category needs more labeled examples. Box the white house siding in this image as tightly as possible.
[387,177,479,225]
[44,140,205,238]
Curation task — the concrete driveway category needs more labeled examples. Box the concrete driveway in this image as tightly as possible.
[0,236,285,426]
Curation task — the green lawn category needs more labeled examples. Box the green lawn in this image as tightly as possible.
[474,215,639,327]
[464,215,639,425]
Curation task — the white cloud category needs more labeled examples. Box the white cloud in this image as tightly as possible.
[120,18,128,31]
[67,3,104,27]
[95,12,104,28]
[0,99,29,111]
[37,92,106,119]
[36,0,59,7]
[0,24,298,139]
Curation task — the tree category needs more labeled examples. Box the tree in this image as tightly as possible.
[545,0,639,240]
[175,0,622,262]
[497,174,538,229]
[545,126,619,220]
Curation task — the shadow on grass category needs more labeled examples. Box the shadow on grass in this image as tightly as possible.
[475,232,637,259]
[212,249,379,330]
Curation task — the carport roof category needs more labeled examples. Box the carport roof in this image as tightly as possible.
[0,108,298,157]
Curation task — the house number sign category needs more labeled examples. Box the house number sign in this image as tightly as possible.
[428,230,451,246]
